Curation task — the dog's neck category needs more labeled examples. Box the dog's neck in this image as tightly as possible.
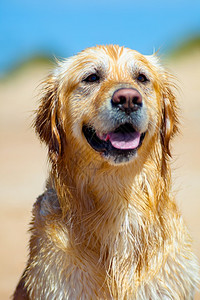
[53,147,173,236]
[53,142,172,219]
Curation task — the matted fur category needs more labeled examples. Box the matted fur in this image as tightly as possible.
[14,45,199,299]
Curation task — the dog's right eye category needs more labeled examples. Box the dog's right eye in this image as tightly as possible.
[83,74,100,83]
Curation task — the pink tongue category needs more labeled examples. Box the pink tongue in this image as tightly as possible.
[107,131,140,150]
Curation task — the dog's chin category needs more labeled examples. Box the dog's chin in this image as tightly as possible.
[82,123,146,164]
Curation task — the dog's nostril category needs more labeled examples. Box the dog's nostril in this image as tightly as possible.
[112,88,142,113]
[119,96,126,104]
[133,96,139,104]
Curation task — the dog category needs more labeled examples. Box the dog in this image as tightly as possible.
[13,45,199,299]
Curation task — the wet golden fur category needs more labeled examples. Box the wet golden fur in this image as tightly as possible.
[14,45,199,299]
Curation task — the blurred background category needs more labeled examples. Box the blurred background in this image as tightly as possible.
[0,0,200,298]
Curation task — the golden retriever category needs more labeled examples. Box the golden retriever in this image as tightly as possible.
[13,45,199,299]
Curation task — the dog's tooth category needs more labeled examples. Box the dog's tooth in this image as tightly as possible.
[97,132,107,141]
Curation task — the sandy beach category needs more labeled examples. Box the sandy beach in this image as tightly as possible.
[0,53,200,299]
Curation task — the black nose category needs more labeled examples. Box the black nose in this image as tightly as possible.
[111,88,142,114]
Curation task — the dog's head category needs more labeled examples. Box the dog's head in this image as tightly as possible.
[35,45,178,166]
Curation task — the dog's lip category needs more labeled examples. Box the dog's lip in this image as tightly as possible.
[82,123,146,155]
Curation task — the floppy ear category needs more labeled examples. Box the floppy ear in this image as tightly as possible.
[146,54,179,157]
[34,75,63,161]
[161,78,179,157]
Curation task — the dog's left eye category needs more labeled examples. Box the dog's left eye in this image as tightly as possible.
[137,74,149,83]
[83,74,100,83]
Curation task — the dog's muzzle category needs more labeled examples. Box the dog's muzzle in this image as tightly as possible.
[82,88,147,164]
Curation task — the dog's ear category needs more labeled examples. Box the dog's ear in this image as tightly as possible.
[146,54,179,157]
[160,76,179,157]
[34,75,63,161]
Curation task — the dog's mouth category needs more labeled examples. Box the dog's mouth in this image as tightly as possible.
[82,123,146,162]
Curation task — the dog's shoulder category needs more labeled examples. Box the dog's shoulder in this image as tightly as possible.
[31,186,71,251]
[33,187,61,219]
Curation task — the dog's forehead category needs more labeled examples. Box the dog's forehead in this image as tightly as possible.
[56,45,161,80]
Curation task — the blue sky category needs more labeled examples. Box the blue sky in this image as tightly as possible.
[0,0,200,76]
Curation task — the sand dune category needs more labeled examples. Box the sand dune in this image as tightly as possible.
[0,54,199,299]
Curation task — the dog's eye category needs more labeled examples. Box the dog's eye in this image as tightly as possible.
[137,74,149,83]
[84,74,100,83]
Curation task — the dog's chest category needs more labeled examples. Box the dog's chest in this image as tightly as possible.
[27,190,198,299]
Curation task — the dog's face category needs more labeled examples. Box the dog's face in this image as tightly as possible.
[35,45,177,165]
